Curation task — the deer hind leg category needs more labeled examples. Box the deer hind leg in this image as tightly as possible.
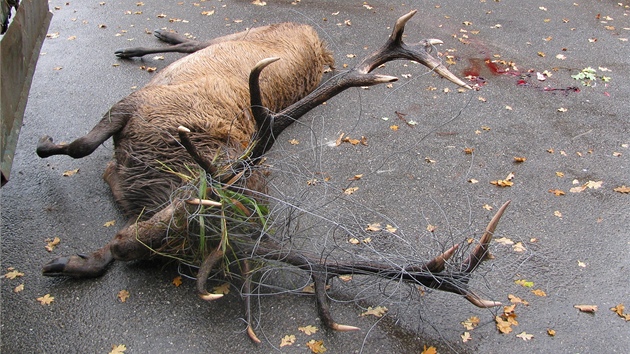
[42,201,185,277]
[36,103,131,158]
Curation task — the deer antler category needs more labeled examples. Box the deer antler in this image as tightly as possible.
[247,10,470,159]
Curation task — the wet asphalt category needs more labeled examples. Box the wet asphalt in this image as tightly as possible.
[1,0,629,353]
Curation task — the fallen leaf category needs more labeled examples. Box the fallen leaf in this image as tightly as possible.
[298,325,319,335]
[37,294,54,305]
[515,279,534,288]
[62,168,80,176]
[461,316,480,330]
[306,339,327,353]
[109,344,127,354]
[557,107,568,112]
[495,316,513,334]
[385,224,397,233]
[516,331,534,341]
[360,306,388,317]
[574,304,597,313]
[483,204,493,210]
[45,237,61,252]
[343,187,359,195]
[508,294,529,306]
[348,238,360,245]
[464,147,474,154]
[288,139,299,145]
[426,224,436,232]
[366,223,382,232]
[14,284,24,293]
[280,334,296,347]
[4,270,24,279]
[251,0,266,5]
[390,125,399,131]
[172,276,182,287]
[461,331,472,342]
[548,189,565,196]
[547,328,556,336]
[338,275,352,282]
[104,220,116,227]
[469,178,479,184]
[585,180,603,189]
[577,260,586,268]
[512,242,527,253]
[117,289,130,302]
[610,304,625,316]
[213,283,230,295]
[348,174,363,181]
[495,237,514,245]
[531,289,547,297]
[513,156,526,162]
[421,345,437,354]
[554,210,562,218]
[362,237,372,244]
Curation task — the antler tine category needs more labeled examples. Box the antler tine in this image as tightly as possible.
[422,244,459,273]
[178,126,219,176]
[248,57,281,161]
[461,201,511,273]
[197,248,225,301]
[465,291,502,308]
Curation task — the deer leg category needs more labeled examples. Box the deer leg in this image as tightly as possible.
[240,259,261,343]
[37,104,131,158]
[42,200,185,277]
[313,268,360,332]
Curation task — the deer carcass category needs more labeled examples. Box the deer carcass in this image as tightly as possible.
[37,11,509,342]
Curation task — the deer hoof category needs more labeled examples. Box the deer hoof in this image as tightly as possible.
[42,254,112,278]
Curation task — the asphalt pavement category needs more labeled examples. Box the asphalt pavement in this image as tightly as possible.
[2,0,629,353]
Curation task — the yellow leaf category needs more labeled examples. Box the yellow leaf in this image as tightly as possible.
[464,147,475,154]
[547,328,556,336]
[298,325,319,335]
[554,210,562,218]
[306,339,327,353]
[483,204,493,210]
[117,289,130,303]
[37,294,54,305]
[461,316,480,330]
[62,168,80,176]
[385,224,397,233]
[515,279,534,288]
[172,276,182,287]
[14,284,24,293]
[109,344,127,354]
[548,189,565,196]
[213,283,230,295]
[516,331,534,341]
[251,0,266,6]
[513,156,526,162]
[574,304,597,313]
[104,220,116,227]
[362,237,372,244]
[610,304,625,316]
[421,345,437,354]
[348,238,360,245]
[461,331,472,342]
[531,289,547,297]
[45,237,61,252]
[4,270,25,279]
[426,224,436,232]
[360,306,388,317]
[585,180,603,189]
[280,334,296,347]
[390,125,399,131]
[288,139,299,145]
[495,316,513,334]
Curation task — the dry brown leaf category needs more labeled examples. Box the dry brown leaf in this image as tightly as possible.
[288,139,299,145]
[512,242,527,253]
[213,283,230,295]
[610,304,625,316]
[461,331,472,342]
[554,210,562,218]
[495,237,514,245]
[421,345,437,354]
[280,334,296,347]
[343,187,359,195]
[114,289,129,302]
[306,339,327,353]
[390,125,399,131]
[385,224,397,233]
[365,223,382,232]
[426,224,436,232]
[348,174,363,181]
[461,316,480,330]
[251,0,266,5]
[348,238,360,245]
[109,344,127,354]
[547,328,556,336]
[62,168,79,176]
[172,276,182,287]
[298,325,318,335]
[338,275,352,282]
[37,294,54,305]
[613,185,630,194]
[574,304,597,313]
[495,316,513,334]
[4,270,24,279]
[548,189,565,196]
[14,284,24,293]
[508,294,529,306]
[464,147,475,154]
[516,332,534,341]
[513,156,526,162]
[531,289,547,297]
[45,237,61,252]
[360,306,388,317]
[104,220,116,227]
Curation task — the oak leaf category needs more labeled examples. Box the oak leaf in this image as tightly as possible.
[360,306,388,317]
[298,325,318,335]
[516,332,534,341]
[14,284,24,293]
[495,316,513,334]
[365,223,382,232]
[280,334,296,347]
[508,294,529,306]
[117,290,130,303]
[531,289,547,297]
[104,220,116,227]
[461,316,480,330]
[495,237,514,245]
[4,270,25,279]
[515,279,534,288]
[45,237,61,252]
[306,339,327,353]
[172,276,182,287]
[37,294,54,305]
[512,242,526,253]
[343,187,359,195]
[613,185,630,194]
[421,345,437,354]
[461,331,472,342]
[547,329,556,336]
[109,344,127,354]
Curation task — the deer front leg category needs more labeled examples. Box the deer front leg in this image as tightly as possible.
[42,201,184,277]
